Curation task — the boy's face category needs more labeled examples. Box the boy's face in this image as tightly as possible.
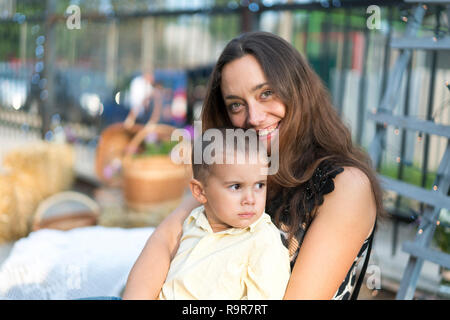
[194,161,267,233]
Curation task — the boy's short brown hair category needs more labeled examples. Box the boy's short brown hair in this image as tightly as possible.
[191,127,267,183]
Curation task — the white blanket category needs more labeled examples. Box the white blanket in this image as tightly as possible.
[0,226,154,300]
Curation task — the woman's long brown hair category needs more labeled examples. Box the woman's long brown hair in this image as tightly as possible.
[201,31,385,240]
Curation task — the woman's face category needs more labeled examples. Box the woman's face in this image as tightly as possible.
[220,54,286,150]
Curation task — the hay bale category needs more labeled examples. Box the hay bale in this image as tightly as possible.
[11,171,41,230]
[0,141,76,243]
[0,174,25,244]
[3,142,75,199]
[45,143,75,195]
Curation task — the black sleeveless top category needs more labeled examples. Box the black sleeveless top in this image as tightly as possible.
[265,160,374,300]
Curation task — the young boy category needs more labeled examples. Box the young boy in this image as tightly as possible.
[158,128,290,300]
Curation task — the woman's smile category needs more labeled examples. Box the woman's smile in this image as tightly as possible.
[221,54,286,147]
[256,122,280,140]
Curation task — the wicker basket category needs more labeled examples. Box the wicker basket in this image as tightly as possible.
[122,124,191,212]
[95,122,144,187]
[32,191,100,231]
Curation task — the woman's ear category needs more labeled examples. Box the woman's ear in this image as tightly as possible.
[189,179,207,204]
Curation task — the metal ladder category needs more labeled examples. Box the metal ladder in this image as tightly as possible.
[366,1,450,299]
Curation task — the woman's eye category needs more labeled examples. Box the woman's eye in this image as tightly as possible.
[228,103,242,113]
[260,90,273,99]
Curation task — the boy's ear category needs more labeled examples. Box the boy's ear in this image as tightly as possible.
[189,179,207,204]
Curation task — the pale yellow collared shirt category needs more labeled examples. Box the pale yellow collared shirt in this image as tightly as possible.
[158,205,291,300]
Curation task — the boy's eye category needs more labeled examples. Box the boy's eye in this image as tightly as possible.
[256,182,266,189]
[229,184,240,190]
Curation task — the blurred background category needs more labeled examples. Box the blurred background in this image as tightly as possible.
[0,0,449,300]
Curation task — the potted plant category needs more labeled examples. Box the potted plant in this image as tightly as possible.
[121,124,191,212]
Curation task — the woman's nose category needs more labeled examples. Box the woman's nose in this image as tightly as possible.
[247,101,266,128]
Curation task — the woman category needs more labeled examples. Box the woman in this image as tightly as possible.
[123,31,384,300]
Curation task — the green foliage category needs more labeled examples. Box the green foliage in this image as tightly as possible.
[435,224,450,254]
[135,139,178,157]
[0,23,19,60]
[15,0,46,16]
[435,209,450,254]
[379,162,437,190]
[381,162,449,257]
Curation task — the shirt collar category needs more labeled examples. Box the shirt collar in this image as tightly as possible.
[188,205,214,233]
[188,205,271,235]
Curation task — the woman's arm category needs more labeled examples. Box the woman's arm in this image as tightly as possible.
[122,193,200,300]
[283,167,377,299]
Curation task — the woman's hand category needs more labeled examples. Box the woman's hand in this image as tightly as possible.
[122,193,200,299]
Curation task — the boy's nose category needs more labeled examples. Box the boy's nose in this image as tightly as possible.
[242,189,255,206]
